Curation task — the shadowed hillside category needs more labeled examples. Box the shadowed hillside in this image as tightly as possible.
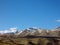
[0,27,60,45]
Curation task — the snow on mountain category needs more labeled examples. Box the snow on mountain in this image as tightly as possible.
[15,27,47,36]
[0,27,17,34]
[0,27,60,36]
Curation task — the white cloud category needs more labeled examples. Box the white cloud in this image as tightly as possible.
[10,27,17,32]
[56,19,60,22]
[0,27,17,34]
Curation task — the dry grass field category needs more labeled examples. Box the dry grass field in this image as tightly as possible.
[0,35,60,45]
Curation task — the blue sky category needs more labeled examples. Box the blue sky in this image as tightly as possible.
[0,0,60,30]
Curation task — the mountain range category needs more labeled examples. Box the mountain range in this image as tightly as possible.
[0,27,60,37]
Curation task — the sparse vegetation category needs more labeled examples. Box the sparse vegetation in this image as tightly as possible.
[0,35,60,45]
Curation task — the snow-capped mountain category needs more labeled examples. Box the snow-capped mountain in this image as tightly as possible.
[0,28,17,34]
[15,27,60,36]
[0,27,60,37]
[15,27,50,36]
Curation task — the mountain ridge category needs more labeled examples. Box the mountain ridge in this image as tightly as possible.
[0,26,60,37]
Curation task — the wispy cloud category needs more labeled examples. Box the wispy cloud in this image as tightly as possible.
[56,19,60,22]
[0,27,17,34]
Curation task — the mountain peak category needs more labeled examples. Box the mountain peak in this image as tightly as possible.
[56,26,60,29]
